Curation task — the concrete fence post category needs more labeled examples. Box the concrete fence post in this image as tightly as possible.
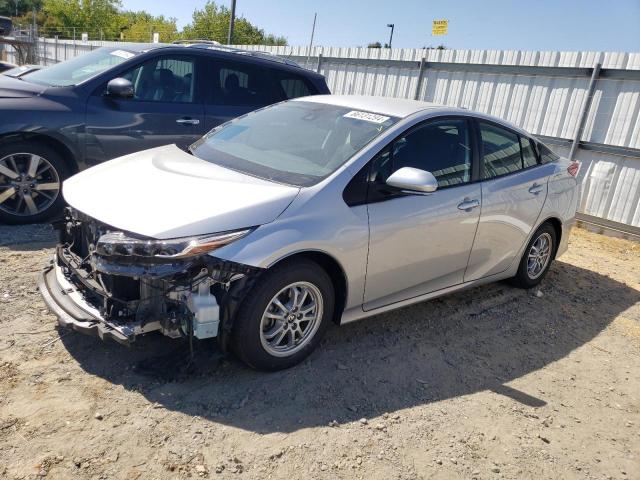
[316,53,323,74]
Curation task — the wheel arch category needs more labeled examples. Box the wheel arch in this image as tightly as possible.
[538,216,563,259]
[0,131,80,175]
[268,250,348,325]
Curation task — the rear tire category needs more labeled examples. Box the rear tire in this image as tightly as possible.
[510,223,557,289]
[231,258,335,371]
[0,141,70,225]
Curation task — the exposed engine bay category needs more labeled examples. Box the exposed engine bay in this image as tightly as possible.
[39,208,261,347]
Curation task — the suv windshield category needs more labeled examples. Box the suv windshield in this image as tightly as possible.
[22,48,137,86]
[190,101,399,187]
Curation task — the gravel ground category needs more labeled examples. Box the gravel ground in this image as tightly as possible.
[0,224,638,480]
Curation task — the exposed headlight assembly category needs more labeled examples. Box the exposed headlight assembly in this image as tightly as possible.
[95,229,252,259]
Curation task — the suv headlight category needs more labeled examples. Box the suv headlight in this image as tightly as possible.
[95,229,252,259]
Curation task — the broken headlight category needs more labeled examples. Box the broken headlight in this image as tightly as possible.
[95,229,252,259]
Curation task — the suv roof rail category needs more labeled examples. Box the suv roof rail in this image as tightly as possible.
[172,39,221,46]
[172,39,300,68]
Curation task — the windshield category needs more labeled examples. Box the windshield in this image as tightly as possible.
[22,48,137,87]
[190,101,399,187]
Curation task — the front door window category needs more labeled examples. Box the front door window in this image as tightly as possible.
[121,56,196,103]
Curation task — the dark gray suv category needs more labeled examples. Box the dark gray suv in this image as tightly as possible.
[0,42,329,224]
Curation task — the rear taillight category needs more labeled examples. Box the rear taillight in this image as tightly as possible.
[567,161,580,177]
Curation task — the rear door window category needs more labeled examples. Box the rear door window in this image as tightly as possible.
[210,60,274,107]
[479,122,523,179]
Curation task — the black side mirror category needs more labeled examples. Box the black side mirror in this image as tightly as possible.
[106,78,134,99]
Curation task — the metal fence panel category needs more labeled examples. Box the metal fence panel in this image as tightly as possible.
[5,39,640,229]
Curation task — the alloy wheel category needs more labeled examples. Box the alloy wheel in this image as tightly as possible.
[527,232,552,280]
[0,153,61,217]
[259,281,323,357]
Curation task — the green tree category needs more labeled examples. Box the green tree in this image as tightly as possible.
[0,0,42,18]
[182,1,286,45]
[119,11,178,43]
[41,0,122,39]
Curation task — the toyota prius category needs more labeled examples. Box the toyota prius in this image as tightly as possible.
[39,95,579,370]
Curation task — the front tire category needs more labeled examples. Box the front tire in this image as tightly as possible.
[511,223,557,289]
[0,141,70,225]
[231,259,335,371]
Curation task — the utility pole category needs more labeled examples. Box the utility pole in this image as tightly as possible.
[14,0,19,17]
[227,0,236,45]
[306,12,317,67]
[387,23,394,49]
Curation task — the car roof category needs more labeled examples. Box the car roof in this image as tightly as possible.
[295,94,532,135]
[294,95,453,118]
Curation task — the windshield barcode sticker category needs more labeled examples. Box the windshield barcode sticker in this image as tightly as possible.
[343,110,390,124]
[110,49,135,59]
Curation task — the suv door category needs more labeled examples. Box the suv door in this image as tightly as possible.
[85,54,205,165]
[364,117,481,310]
[464,121,555,281]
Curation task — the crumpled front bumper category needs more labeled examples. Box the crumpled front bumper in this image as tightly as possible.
[38,258,160,345]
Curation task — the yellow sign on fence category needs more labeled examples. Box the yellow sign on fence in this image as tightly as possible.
[432,19,448,36]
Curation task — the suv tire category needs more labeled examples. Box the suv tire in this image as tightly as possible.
[0,141,70,224]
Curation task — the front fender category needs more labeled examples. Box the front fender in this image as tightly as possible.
[0,121,83,169]
[0,93,85,168]
[213,193,369,312]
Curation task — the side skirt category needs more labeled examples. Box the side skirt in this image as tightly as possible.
[340,269,516,325]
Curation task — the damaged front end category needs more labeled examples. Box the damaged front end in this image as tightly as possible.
[38,208,261,347]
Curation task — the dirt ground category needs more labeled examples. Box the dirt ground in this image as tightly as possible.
[0,224,638,480]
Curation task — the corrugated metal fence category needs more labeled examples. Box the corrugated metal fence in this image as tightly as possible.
[6,39,640,231]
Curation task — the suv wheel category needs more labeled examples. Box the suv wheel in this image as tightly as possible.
[232,259,335,371]
[0,142,70,224]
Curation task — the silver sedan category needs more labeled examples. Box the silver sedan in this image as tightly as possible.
[40,95,579,370]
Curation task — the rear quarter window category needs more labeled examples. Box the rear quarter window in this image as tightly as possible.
[271,70,317,100]
[520,137,539,168]
[280,78,311,98]
[537,142,561,164]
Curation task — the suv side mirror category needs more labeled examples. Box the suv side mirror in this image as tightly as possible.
[106,78,134,99]
[386,167,438,193]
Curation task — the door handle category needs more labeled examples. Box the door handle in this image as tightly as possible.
[457,198,480,211]
[176,118,200,125]
[529,183,544,195]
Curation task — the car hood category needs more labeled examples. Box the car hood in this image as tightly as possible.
[0,75,46,98]
[63,144,301,239]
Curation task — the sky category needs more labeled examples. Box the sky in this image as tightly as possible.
[122,0,640,52]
